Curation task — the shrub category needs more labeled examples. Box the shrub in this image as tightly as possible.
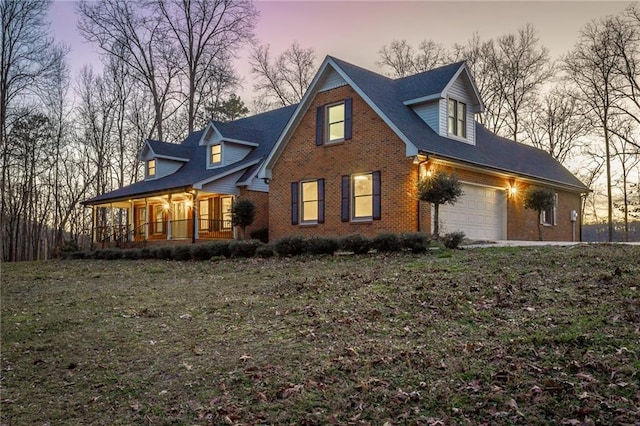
[372,233,402,252]
[122,249,140,260]
[306,237,339,255]
[339,234,371,255]
[256,244,275,258]
[94,248,123,260]
[232,199,256,239]
[401,233,430,254]
[138,247,154,259]
[152,246,173,260]
[249,227,269,243]
[229,239,263,258]
[62,251,88,260]
[59,240,80,253]
[191,244,211,261]
[274,236,308,257]
[441,231,466,250]
[172,245,193,261]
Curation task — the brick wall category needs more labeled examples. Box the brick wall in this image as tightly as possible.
[270,85,420,241]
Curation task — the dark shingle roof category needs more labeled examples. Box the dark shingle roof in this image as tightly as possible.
[330,56,588,191]
[147,140,193,160]
[83,104,297,205]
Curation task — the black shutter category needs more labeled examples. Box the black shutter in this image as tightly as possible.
[315,106,324,146]
[341,175,350,222]
[291,182,299,225]
[317,178,325,224]
[372,171,381,220]
[344,97,353,140]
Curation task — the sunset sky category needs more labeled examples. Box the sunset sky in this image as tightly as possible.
[49,1,628,104]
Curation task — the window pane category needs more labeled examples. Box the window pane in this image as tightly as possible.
[354,174,372,196]
[457,102,466,137]
[303,201,318,221]
[148,160,156,176]
[302,181,318,201]
[211,145,221,163]
[221,197,232,229]
[354,195,373,218]
[328,104,344,123]
[329,122,344,141]
[448,99,456,118]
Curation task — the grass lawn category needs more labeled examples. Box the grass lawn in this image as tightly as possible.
[1,245,639,425]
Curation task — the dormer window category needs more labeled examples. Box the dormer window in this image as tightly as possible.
[147,159,156,177]
[210,144,222,165]
[448,99,467,138]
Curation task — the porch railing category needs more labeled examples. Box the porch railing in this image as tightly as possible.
[98,219,234,244]
[96,225,130,246]
[198,219,233,239]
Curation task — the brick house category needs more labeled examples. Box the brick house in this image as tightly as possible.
[258,56,589,242]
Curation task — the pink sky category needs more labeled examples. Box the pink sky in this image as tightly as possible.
[49,1,627,104]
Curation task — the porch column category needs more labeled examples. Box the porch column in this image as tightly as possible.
[144,198,149,240]
[167,194,172,240]
[232,195,238,240]
[110,203,115,241]
[129,200,135,242]
[192,190,199,243]
[92,205,97,243]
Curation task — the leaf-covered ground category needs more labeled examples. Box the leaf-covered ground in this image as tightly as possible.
[1,245,639,425]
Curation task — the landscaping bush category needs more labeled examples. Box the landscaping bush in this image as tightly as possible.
[191,241,231,260]
[372,233,402,252]
[151,246,173,260]
[62,250,88,260]
[306,237,339,255]
[339,234,371,255]
[172,245,193,261]
[441,231,466,250]
[122,249,140,260]
[249,227,269,243]
[401,233,430,253]
[94,248,123,260]
[256,244,275,258]
[229,239,263,258]
[274,236,308,257]
[138,247,154,259]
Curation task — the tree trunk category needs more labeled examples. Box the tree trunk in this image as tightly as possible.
[433,203,440,237]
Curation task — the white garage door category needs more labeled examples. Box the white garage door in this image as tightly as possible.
[435,183,506,241]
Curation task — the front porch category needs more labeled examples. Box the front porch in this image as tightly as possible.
[90,190,236,246]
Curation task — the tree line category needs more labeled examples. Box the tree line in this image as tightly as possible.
[1,1,639,261]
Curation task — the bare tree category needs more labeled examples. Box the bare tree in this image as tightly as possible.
[610,118,640,241]
[155,0,257,134]
[377,39,450,77]
[250,42,316,111]
[522,88,588,165]
[78,0,179,142]
[564,16,623,242]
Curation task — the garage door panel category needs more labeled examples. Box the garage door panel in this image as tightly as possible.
[435,184,506,240]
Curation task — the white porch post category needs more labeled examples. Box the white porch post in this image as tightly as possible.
[232,195,238,240]
[144,198,149,240]
[167,194,172,240]
[92,205,97,243]
[129,200,134,241]
[110,203,114,241]
[193,190,199,241]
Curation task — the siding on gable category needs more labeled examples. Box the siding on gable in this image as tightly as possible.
[201,170,243,195]
[246,176,269,192]
[441,75,476,144]
[318,68,348,92]
[155,159,183,178]
[412,101,440,134]
[221,142,251,165]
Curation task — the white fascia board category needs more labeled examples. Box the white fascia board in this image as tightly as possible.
[155,154,190,162]
[194,159,261,189]
[223,138,260,147]
[403,93,442,106]
[441,63,485,112]
[137,141,154,161]
[198,122,219,146]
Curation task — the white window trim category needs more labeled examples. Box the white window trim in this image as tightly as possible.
[447,98,467,140]
[351,172,373,222]
[325,101,346,144]
[208,143,223,169]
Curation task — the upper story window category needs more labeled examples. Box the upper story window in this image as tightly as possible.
[147,159,156,178]
[327,102,345,142]
[316,98,352,146]
[448,99,467,138]
[210,144,222,165]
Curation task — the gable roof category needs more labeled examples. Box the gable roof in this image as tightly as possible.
[260,56,587,192]
[142,139,193,162]
[83,104,297,205]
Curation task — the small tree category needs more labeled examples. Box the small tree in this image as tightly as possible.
[232,199,256,240]
[524,187,556,241]
[417,172,463,238]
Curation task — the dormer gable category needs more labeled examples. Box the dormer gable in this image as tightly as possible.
[137,140,191,180]
[403,62,483,145]
[198,121,263,169]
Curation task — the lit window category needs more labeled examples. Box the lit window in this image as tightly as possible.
[221,197,232,230]
[210,144,222,164]
[448,99,467,138]
[147,159,156,177]
[353,173,373,219]
[199,199,209,231]
[301,180,319,223]
[326,102,345,142]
